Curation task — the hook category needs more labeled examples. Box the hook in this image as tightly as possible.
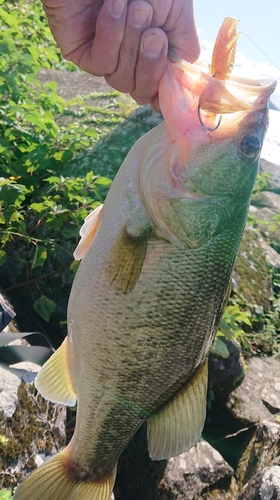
[198,104,222,132]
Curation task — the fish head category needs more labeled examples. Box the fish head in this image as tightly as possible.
[139,55,276,247]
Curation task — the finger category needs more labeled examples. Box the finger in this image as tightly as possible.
[130,27,168,105]
[163,0,200,63]
[77,0,128,76]
[106,0,153,93]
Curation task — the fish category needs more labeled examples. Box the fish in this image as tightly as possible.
[14,18,276,500]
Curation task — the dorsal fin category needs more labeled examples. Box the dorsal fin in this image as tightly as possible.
[73,204,103,261]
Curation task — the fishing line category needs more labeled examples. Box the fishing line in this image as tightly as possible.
[239,27,280,72]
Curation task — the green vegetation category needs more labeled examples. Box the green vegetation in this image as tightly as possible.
[0,0,137,328]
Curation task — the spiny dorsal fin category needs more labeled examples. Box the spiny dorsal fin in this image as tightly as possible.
[73,204,103,261]
[107,227,151,294]
[35,337,77,406]
[147,360,208,460]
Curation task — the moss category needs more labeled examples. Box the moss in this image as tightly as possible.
[233,226,272,311]
[0,381,62,491]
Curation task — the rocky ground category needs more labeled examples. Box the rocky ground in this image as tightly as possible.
[0,69,279,498]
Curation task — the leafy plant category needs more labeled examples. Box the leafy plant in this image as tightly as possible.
[0,490,13,500]
[211,304,251,358]
[0,0,133,328]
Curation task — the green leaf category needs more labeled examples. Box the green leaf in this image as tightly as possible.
[210,338,230,358]
[0,250,7,267]
[34,295,56,322]
[0,184,25,204]
[31,245,47,268]
[94,176,112,187]
[70,260,80,274]
[0,489,13,499]
[30,202,47,213]
[62,227,79,239]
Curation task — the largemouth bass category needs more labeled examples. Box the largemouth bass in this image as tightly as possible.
[15,18,276,500]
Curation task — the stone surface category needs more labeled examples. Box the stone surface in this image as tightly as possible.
[0,362,38,417]
[236,419,280,487]
[257,234,280,269]
[260,159,280,193]
[227,357,280,427]
[233,225,273,310]
[0,363,66,492]
[238,466,280,500]
[155,441,234,500]
[250,205,280,254]
[253,191,280,211]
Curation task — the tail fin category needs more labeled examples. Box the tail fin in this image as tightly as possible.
[14,449,116,500]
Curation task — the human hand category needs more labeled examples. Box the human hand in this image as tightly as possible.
[41,0,200,107]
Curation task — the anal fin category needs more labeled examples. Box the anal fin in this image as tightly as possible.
[147,360,208,460]
[107,227,150,294]
[35,337,77,406]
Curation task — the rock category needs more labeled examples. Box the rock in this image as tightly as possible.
[208,339,246,401]
[252,191,280,211]
[65,105,163,179]
[155,440,234,500]
[236,419,280,487]
[249,203,280,253]
[258,234,280,270]
[0,362,38,418]
[227,357,280,428]
[260,159,280,193]
[114,423,234,500]
[233,225,273,310]
[237,466,280,499]
[0,362,66,492]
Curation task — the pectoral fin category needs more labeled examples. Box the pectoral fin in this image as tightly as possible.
[107,227,150,294]
[35,337,77,406]
[147,360,208,460]
[73,204,103,261]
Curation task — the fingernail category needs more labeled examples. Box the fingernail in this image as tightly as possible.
[132,5,151,28]
[111,0,126,19]
[142,35,164,58]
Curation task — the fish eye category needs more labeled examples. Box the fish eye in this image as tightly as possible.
[240,134,262,158]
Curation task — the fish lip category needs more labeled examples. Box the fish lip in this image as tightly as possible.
[168,49,277,114]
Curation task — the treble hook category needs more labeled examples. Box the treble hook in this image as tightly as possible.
[198,104,222,132]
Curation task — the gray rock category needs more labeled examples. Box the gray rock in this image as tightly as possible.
[0,362,66,492]
[233,225,273,310]
[252,191,280,210]
[0,362,37,417]
[259,159,280,193]
[238,466,280,499]
[155,440,234,500]
[236,418,280,487]
[257,234,280,270]
[249,203,280,253]
[227,357,280,427]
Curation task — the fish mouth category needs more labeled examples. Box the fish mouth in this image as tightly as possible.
[168,50,277,116]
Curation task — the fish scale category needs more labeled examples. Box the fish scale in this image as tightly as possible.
[66,213,245,480]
